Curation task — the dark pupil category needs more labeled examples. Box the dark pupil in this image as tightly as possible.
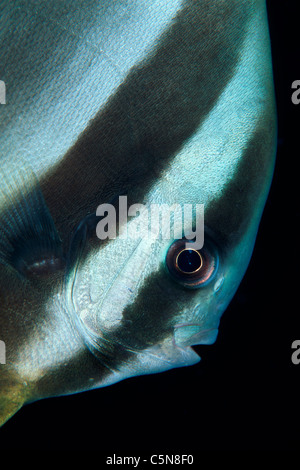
[177,249,201,274]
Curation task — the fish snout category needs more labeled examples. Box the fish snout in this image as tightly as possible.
[174,324,219,348]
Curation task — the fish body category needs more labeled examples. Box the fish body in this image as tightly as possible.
[0,0,276,426]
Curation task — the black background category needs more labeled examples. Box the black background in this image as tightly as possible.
[0,0,299,452]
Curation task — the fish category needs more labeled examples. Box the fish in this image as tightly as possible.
[0,0,277,426]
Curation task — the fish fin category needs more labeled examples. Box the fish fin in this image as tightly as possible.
[0,369,28,427]
[0,166,65,278]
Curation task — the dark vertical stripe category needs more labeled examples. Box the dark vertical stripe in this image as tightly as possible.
[40,0,254,243]
[206,107,277,248]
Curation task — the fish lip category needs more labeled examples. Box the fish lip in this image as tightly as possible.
[173,323,219,348]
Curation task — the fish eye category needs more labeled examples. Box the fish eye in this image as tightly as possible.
[166,239,218,288]
[176,249,203,274]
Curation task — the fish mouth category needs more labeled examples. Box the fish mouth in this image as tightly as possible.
[173,323,219,349]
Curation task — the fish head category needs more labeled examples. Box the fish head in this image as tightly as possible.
[65,0,277,378]
[67,88,277,382]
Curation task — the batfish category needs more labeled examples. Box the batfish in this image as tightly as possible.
[0,0,277,426]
